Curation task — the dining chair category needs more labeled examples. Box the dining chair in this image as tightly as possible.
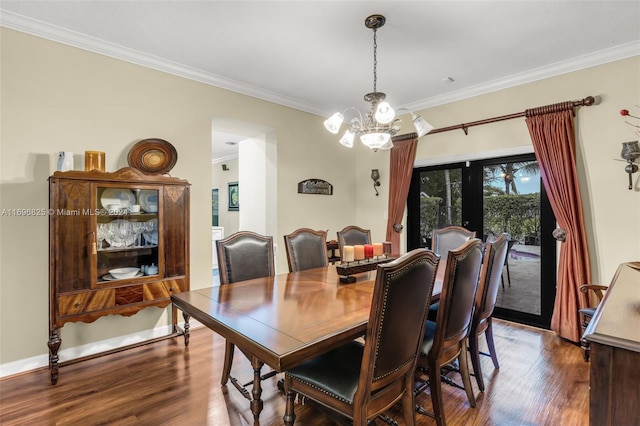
[426,226,477,321]
[283,248,440,426]
[430,226,476,258]
[501,238,517,290]
[578,284,607,361]
[336,225,371,259]
[469,233,509,391]
[416,238,484,426]
[215,231,275,386]
[283,228,328,272]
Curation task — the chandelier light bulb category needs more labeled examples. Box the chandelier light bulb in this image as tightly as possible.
[324,112,344,134]
[339,129,355,148]
[360,132,391,151]
[413,115,434,138]
[375,101,395,124]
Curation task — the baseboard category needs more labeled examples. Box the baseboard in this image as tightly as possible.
[0,320,203,379]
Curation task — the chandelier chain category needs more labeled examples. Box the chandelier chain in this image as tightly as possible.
[372,28,377,93]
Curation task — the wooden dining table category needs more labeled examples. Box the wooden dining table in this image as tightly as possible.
[171,261,444,424]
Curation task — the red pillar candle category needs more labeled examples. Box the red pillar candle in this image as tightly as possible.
[364,244,374,259]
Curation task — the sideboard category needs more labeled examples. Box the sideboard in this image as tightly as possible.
[583,261,640,425]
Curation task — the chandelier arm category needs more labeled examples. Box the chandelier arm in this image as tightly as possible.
[342,106,365,127]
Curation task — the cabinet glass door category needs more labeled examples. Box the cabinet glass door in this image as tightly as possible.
[96,186,159,284]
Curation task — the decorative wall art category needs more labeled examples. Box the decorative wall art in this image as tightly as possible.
[298,178,333,195]
[228,182,239,211]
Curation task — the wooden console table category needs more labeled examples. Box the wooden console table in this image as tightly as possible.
[583,261,640,426]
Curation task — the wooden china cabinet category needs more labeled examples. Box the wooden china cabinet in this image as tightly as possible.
[48,167,190,384]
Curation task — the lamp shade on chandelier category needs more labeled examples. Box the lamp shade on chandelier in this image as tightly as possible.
[323,14,433,151]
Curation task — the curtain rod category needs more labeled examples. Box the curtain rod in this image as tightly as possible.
[425,95,596,136]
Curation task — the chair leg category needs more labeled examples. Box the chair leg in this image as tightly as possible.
[283,382,297,426]
[221,340,235,385]
[505,260,511,287]
[485,318,500,369]
[458,341,476,408]
[402,375,417,426]
[428,358,446,426]
[468,332,485,392]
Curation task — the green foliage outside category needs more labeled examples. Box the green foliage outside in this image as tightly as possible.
[483,193,540,242]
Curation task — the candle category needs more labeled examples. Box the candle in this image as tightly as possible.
[372,243,383,256]
[354,245,365,261]
[364,244,374,259]
[85,151,105,172]
[343,245,355,262]
[383,241,392,256]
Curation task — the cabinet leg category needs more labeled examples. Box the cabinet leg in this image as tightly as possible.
[182,311,190,347]
[48,328,61,385]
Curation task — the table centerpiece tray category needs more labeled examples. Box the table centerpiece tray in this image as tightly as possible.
[335,256,396,283]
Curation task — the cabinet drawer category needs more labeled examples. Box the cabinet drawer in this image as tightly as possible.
[143,278,187,301]
[58,290,115,316]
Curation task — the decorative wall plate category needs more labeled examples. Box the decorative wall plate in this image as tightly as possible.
[127,138,178,174]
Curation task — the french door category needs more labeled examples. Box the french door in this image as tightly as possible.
[407,153,556,328]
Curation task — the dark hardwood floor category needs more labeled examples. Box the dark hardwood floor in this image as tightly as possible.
[0,319,589,425]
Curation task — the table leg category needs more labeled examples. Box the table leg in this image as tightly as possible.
[250,356,265,425]
[182,311,190,347]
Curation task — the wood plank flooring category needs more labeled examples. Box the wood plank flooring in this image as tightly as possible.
[0,319,589,425]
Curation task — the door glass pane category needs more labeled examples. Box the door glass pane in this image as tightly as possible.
[483,161,541,315]
[417,167,463,248]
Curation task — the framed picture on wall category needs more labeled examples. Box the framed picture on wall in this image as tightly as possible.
[228,181,239,211]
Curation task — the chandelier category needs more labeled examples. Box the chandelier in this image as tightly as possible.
[323,14,433,151]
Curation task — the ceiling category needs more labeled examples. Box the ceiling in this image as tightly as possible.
[2,1,639,161]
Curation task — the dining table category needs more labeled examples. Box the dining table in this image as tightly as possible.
[171,258,444,424]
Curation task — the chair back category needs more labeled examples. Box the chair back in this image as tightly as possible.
[474,233,509,330]
[337,225,371,258]
[358,248,440,397]
[432,238,484,358]
[431,226,476,257]
[216,231,275,284]
[283,228,328,272]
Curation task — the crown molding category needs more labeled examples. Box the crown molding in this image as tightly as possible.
[2,10,638,117]
[403,41,640,112]
[0,10,325,116]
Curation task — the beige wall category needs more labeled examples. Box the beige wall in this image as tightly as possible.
[1,27,638,374]
[0,28,357,369]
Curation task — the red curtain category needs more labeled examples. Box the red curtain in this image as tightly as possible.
[526,111,592,342]
[385,134,418,254]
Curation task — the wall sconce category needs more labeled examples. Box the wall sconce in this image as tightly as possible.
[371,169,381,196]
[620,141,639,190]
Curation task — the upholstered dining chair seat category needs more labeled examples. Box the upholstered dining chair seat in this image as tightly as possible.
[285,341,364,404]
